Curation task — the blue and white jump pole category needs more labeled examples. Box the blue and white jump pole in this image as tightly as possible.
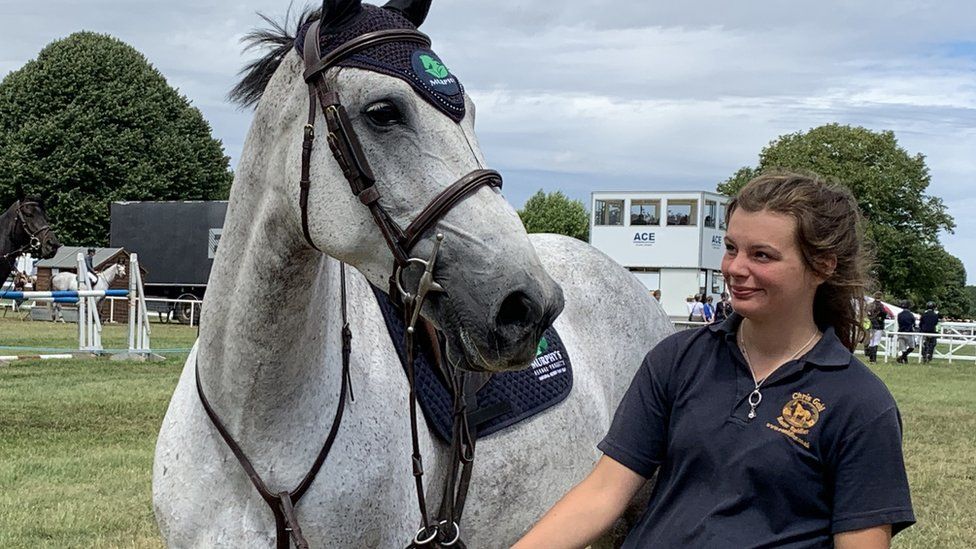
[0,289,129,301]
[0,252,154,358]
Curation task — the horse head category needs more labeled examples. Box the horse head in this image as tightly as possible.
[11,189,61,259]
[237,0,564,372]
[103,262,126,285]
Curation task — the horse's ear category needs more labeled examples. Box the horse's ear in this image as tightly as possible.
[321,0,363,29]
[14,184,24,202]
[383,0,432,27]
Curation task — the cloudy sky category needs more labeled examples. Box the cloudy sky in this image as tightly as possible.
[3,0,974,282]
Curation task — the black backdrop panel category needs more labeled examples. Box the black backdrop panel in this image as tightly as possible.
[110,201,228,286]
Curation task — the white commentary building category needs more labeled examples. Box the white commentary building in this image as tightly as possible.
[589,190,729,319]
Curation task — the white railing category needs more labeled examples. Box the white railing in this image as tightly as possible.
[672,320,976,363]
[104,295,203,326]
[673,320,710,329]
[880,331,976,363]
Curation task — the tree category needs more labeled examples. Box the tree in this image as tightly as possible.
[518,190,589,241]
[718,124,959,304]
[930,252,972,319]
[0,32,233,246]
[965,286,976,320]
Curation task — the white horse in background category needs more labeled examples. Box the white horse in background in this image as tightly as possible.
[152,1,673,547]
[51,263,126,321]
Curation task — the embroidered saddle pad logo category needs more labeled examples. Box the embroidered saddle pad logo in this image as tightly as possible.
[765,392,826,449]
[371,287,573,443]
[536,336,549,356]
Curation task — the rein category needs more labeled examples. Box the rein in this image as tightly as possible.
[195,265,353,549]
[195,19,499,548]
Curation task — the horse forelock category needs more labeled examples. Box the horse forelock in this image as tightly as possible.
[228,7,321,108]
[23,195,46,208]
[231,3,464,121]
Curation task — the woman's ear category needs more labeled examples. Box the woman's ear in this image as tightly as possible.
[814,254,838,283]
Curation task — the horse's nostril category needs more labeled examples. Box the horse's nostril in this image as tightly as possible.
[496,291,539,329]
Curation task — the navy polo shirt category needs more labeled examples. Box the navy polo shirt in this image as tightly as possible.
[599,313,915,548]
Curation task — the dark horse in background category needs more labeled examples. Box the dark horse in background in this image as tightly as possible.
[1,189,61,285]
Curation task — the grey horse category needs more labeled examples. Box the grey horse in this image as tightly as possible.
[152,1,672,546]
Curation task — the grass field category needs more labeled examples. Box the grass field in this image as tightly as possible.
[1,317,975,547]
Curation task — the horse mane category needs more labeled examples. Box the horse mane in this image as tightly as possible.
[228,7,321,108]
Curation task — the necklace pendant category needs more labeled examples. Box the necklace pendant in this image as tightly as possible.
[747,388,763,420]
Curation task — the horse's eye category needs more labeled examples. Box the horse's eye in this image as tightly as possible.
[363,101,403,127]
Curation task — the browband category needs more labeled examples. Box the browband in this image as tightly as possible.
[303,29,431,83]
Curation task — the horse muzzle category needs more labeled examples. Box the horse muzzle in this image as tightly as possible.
[440,279,565,373]
[38,237,61,259]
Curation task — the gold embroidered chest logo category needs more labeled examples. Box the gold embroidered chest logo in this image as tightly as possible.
[765,392,827,449]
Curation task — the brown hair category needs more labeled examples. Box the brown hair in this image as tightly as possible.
[727,172,870,351]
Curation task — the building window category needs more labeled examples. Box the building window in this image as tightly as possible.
[704,200,717,228]
[594,199,624,226]
[630,200,660,226]
[667,200,697,226]
[698,270,707,295]
[718,202,728,230]
[712,271,725,294]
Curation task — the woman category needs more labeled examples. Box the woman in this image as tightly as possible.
[865,291,887,363]
[514,173,914,548]
[689,294,706,322]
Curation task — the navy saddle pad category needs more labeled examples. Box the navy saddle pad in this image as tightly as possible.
[371,288,573,443]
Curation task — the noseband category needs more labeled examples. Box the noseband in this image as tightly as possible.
[196,20,498,549]
[298,20,502,296]
[3,201,53,260]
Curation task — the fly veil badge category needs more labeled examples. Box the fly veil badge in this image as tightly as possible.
[195,1,502,547]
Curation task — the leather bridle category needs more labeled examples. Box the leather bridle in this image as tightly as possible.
[3,201,54,260]
[299,21,502,293]
[195,19,497,548]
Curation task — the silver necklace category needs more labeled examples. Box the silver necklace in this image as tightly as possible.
[738,327,820,420]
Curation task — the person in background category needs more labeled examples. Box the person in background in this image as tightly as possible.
[685,295,695,319]
[703,295,715,323]
[919,302,940,364]
[896,301,917,364]
[689,294,705,322]
[713,292,733,323]
[84,247,99,286]
[515,172,913,549]
[651,289,661,302]
[865,292,887,363]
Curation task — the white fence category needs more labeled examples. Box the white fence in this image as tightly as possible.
[104,295,203,326]
[673,320,976,363]
[0,253,156,359]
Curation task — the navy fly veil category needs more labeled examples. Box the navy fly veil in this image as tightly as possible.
[296,4,465,122]
[372,288,574,442]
